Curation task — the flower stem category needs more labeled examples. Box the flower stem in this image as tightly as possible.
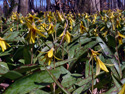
[92,57,94,93]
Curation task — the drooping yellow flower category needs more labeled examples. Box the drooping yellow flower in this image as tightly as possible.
[47,23,55,34]
[92,14,97,24]
[96,57,109,75]
[80,21,87,34]
[11,12,18,20]
[110,12,115,19]
[20,19,24,24]
[116,32,125,45]
[0,37,11,52]
[47,15,53,23]
[40,48,61,65]
[90,49,109,75]
[102,31,108,37]
[116,19,121,29]
[10,28,13,32]
[85,13,89,19]
[100,26,105,32]
[59,30,71,43]
[57,11,64,22]
[26,20,46,44]
[27,13,39,23]
[118,83,125,94]
[93,29,98,36]
[68,17,75,31]
[41,48,54,65]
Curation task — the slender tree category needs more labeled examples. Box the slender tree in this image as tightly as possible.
[19,0,29,16]
[46,0,51,11]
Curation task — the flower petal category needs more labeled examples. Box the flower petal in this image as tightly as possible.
[118,83,125,94]
[48,48,53,58]
[97,57,109,72]
[96,62,101,76]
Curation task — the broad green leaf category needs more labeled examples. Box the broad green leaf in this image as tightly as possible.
[107,35,116,48]
[73,81,91,94]
[4,67,68,94]
[40,58,76,70]
[0,62,9,75]
[96,37,121,79]
[3,71,23,80]
[69,40,99,71]
[23,46,31,64]
[106,78,125,94]
[111,75,122,91]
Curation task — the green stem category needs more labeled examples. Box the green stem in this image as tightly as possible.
[31,44,34,64]
[45,67,70,94]
[92,57,94,93]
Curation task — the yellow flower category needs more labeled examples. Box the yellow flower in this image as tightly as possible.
[57,11,64,22]
[11,12,18,20]
[20,19,24,24]
[96,57,109,75]
[47,15,53,23]
[92,14,97,24]
[47,23,55,34]
[0,37,11,52]
[90,49,109,76]
[80,21,87,34]
[26,20,46,44]
[102,31,108,37]
[118,83,125,94]
[100,26,105,32]
[116,19,121,28]
[85,13,89,19]
[41,48,54,65]
[93,29,98,36]
[59,30,71,43]
[40,48,61,65]
[116,32,125,45]
[27,13,39,23]
[10,28,13,32]
[110,12,115,19]
[68,17,75,31]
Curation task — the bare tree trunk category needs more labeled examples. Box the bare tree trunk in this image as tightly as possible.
[40,0,41,9]
[29,0,34,11]
[91,0,100,13]
[11,0,19,12]
[19,0,29,16]
[46,0,51,11]
[3,0,9,17]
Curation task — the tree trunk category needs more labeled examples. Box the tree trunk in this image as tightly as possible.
[12,0,19,12]
[46,0,51,11]
[29,0,34,11]
[91,0,100,13]
[19,0,29,16]
[3,0,9,17]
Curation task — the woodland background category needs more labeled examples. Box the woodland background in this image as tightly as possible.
[0,0,125,16]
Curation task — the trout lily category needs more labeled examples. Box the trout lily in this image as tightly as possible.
[118,83,125,94]
[90,49,109,76]
[80,21,87,34]
[40,48,61,65]
[0,37,11,52]
[26,20,46,44]
[27,13,39,23]
[47,23,55,34]
[116,31,125,45]
[59,30,71,43]
[57,11,64,22]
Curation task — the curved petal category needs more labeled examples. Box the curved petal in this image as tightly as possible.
[96,62,101,76]
[118,83,125,94]
[48,48,53,58]
[97,57,109,72]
